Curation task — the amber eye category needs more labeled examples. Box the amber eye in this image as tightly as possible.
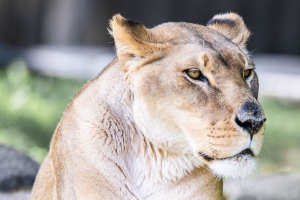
[186,69,201,79]
[184,68,209,84]
[243,69,253,79]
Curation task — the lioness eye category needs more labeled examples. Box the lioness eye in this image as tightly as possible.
[243,69,252,79]
[187,69,201,79]
[185,68,209,83]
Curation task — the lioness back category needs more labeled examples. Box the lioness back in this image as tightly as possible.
[31,13,265,200]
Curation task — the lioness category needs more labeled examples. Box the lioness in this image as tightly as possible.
[31,13,266,200]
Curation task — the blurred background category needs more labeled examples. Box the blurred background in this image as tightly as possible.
[0,0,300,176]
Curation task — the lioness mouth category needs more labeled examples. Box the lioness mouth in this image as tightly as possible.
[199,148,254,162]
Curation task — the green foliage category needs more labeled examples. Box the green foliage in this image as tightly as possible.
[0,60,85,162]
[0,60,299,174]
[259,98,300,174]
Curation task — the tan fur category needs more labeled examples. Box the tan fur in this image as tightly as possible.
[31,13,265,200]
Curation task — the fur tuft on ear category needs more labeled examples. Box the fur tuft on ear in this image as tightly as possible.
[109,14,165,72]
[109,14,149,57]
[206,13,251,51]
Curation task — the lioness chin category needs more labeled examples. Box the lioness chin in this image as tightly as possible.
[31,13,266,200]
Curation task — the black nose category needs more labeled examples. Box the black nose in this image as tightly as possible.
[235,101,266,139]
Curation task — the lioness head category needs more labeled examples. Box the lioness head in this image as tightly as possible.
[110,13,266,179]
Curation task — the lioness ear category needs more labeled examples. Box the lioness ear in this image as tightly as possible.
[206,13,250,51]
[109,14,163,72]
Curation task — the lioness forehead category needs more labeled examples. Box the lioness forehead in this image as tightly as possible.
[152,22,234,49]
[151,22,253,68]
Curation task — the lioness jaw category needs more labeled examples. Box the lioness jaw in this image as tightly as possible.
[31,13,266,200]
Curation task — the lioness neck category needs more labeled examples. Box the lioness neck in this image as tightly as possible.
[125,137,223,199]
[74,59,222,199]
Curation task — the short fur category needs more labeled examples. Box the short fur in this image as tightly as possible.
[31,13,265,200]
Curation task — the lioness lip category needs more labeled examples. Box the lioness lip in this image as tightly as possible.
[199,148,254,162]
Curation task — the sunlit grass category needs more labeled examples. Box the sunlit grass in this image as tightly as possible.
[0,60,299,174]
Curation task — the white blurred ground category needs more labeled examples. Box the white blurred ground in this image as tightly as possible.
[224,173,300,200]
[255,54,300,101]
[0,191,30,200]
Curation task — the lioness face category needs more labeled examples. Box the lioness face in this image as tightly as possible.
[111,13,266,179]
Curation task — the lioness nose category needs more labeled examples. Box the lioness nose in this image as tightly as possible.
[235,101,266,138]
